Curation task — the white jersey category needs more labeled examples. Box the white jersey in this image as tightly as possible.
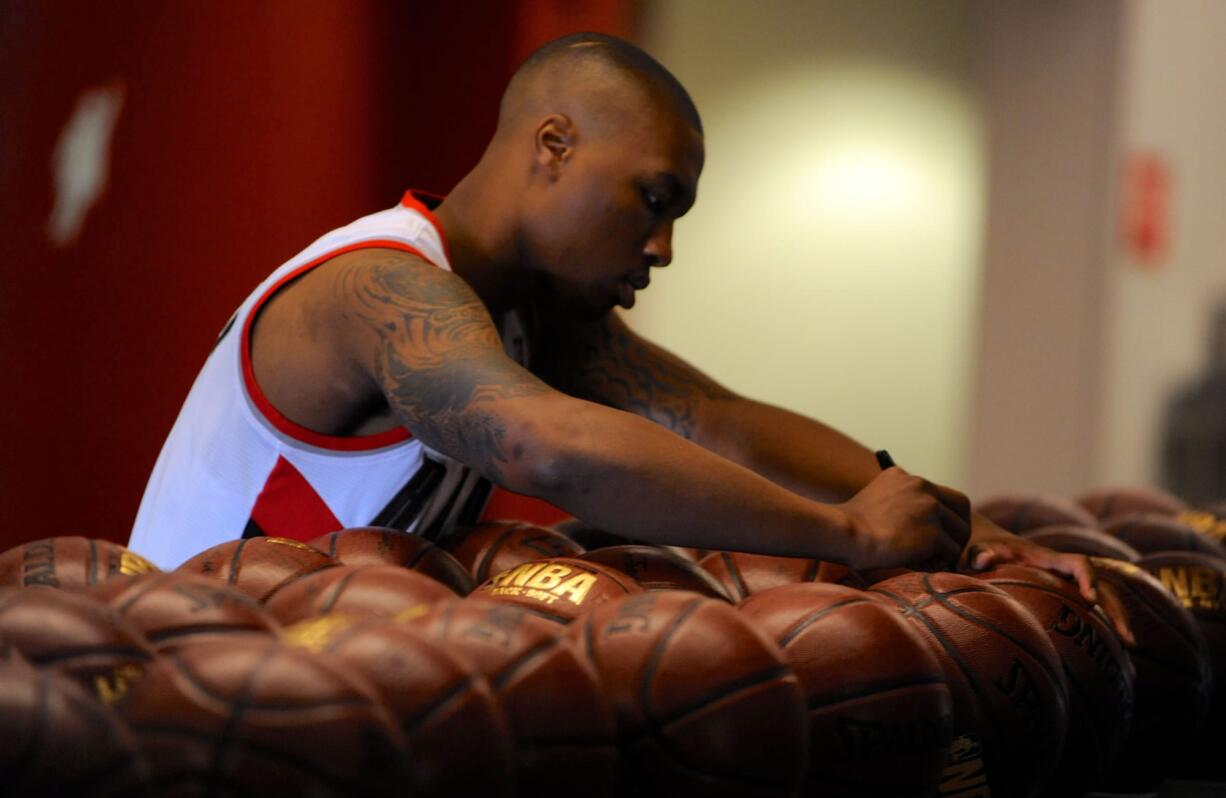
[130,191,461,568]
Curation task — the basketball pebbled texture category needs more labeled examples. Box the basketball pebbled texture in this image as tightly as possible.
[0,536,158,590]
[569,590,809,797]
[581,545,732,600]
[447,520,586,583]
[176,537,338,602]
[264,564,455,626]
[1105,513,1226,559]
[738,582,953,797]
[1021,524,1142,563]
[977,494,1098,533]
[869,571,1069,798]
[697,551,822,601]
[1078,486,1186,522]
[309,527,475,595]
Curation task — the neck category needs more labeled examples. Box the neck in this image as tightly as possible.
[433,163,529,316]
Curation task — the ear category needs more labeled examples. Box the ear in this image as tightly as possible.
[534,114,576,176]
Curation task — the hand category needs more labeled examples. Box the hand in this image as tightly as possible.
[964,536,1136,647]
[837,467,972,571]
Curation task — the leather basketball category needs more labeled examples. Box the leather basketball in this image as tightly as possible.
[89,571,280,650]
[869,571,1069,798]
[448,521,585,582]
[697,550,822,600]
[739,582,953,797]
[580,545,732,600]
[0,536,157,590]
[117,636,409,797]
[1078,486,1186,522]
[475,556,642,624]
[977,494,1098,533]
[569,590,809,797]
[978,564,1135,796]
[407,598,618,793]
[1021,524,1142,562]
[284,614,513,797]
[264,564,454,626]
[1106,513,1226,559]
[176,537,337,601]
[309,527,475,595]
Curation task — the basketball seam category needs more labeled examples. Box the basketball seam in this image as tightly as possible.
[203,641,275,796]
[720,552,749,601]
[227,539,248,586]
[26,645,151,667]
[405,538,436,570]
[638,596,703,722]
[318,568,365,614]
[115,573,174,614]
[146,625,269,644]
[803,674,949,712]
[1113,575,1202,652]
[475,524,524,583]
[775,596,873,648]
[802,558,821,582]
[399,673,483,735]
[487,636,562,691]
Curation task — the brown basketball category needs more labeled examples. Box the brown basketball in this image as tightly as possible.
[448,520,586,582]
[0,587,153,702]
[1021,524,1142,562]
[581,545,732,600]
[978,564,1135,795]
[0,645,152,796]
[284,614,513,796]
[475,557,641,624]
[1137,551,1226,779]
[815,560,871,587]
[406,598,618,792]
[1091,557,1213,790]
[309,527,475,595]
[176,536,338,601]
[1106,513,1226,559]
[568,591,808,796]
[869,572,1069,798]
[552,517,641,550]
[1177,507,1226,547]
[264,564,454,626]
[89,571,280,651]
[698,550,822,600]
[0,536,158,590]
[1078,485,1186,522]
[116,636,408,796]
[977,493,1097,532]
[738,583,953,797]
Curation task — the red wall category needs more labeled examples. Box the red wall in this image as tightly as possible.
[0,1,633,549]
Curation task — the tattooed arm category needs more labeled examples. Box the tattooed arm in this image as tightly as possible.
[318,249,968,568]
[536,312,883,502]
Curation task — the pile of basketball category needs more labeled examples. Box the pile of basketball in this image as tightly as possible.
[1,484,1224,797]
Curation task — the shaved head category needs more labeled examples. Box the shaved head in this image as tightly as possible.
[496,32,702,142]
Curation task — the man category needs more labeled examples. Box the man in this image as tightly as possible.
[130,33,1127,639]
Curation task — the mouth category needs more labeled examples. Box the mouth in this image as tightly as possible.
[626,271,651,290]
[617,281,636,309]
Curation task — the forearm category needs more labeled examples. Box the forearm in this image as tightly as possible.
[516,400,856,559]
[694,396,882,503]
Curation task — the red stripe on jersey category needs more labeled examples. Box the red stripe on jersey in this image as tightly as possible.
[241,238,436,452]
[400,189,451,265]
[248,456,343,541]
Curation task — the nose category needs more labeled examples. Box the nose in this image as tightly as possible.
[643,221,674,268]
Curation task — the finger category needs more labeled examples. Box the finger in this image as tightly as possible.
[1030,551,1098,604]
[930,482,972,527]
[1096,581,1137,648]
[963,542,1000,572]
[932,503,970,567]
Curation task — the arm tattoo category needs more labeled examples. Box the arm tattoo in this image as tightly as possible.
[339,255,548,483]
[543,315,735,440]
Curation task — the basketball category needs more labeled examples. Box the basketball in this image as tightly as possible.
[1078,486,1186,521]
[176,536,338,601]
[0,536,157,590]
[309,526,475,595]
[1091,557,1214,790]
[569,590,808,797]
[977,564,1135,795]
[116,636,409,796]
[406,598,618,791]
[0,645,152,796]
[977,493,1098,532]
[1021,524,1142,562]
[1106,513,1226,559]
[447,520,585,582]
[698,550,822,600]
[89,571,280,650]
[264,564,455,626]
[475,556,641,624]
[284,614,513,796]
[869,571,1069,798]
[0,587,153,702]
[580,544,732,600]
[1137,551,1226,779]
[552,518,641,550]
[738,582,953,797]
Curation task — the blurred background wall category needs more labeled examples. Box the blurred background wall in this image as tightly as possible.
[2,0,1223,551]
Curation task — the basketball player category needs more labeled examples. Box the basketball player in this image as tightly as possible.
[129,33,1129,641]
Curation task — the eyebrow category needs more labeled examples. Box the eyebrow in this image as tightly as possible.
[656,172,696,213]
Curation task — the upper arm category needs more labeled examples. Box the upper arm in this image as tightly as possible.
[332,249,556,483]
[536,312,737,440]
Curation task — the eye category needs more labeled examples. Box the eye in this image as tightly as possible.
[641,187,666,214]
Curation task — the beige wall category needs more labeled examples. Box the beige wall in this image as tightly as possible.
[635,0,985,486]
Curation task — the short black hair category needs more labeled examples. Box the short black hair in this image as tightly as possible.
[509,32,702,135]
